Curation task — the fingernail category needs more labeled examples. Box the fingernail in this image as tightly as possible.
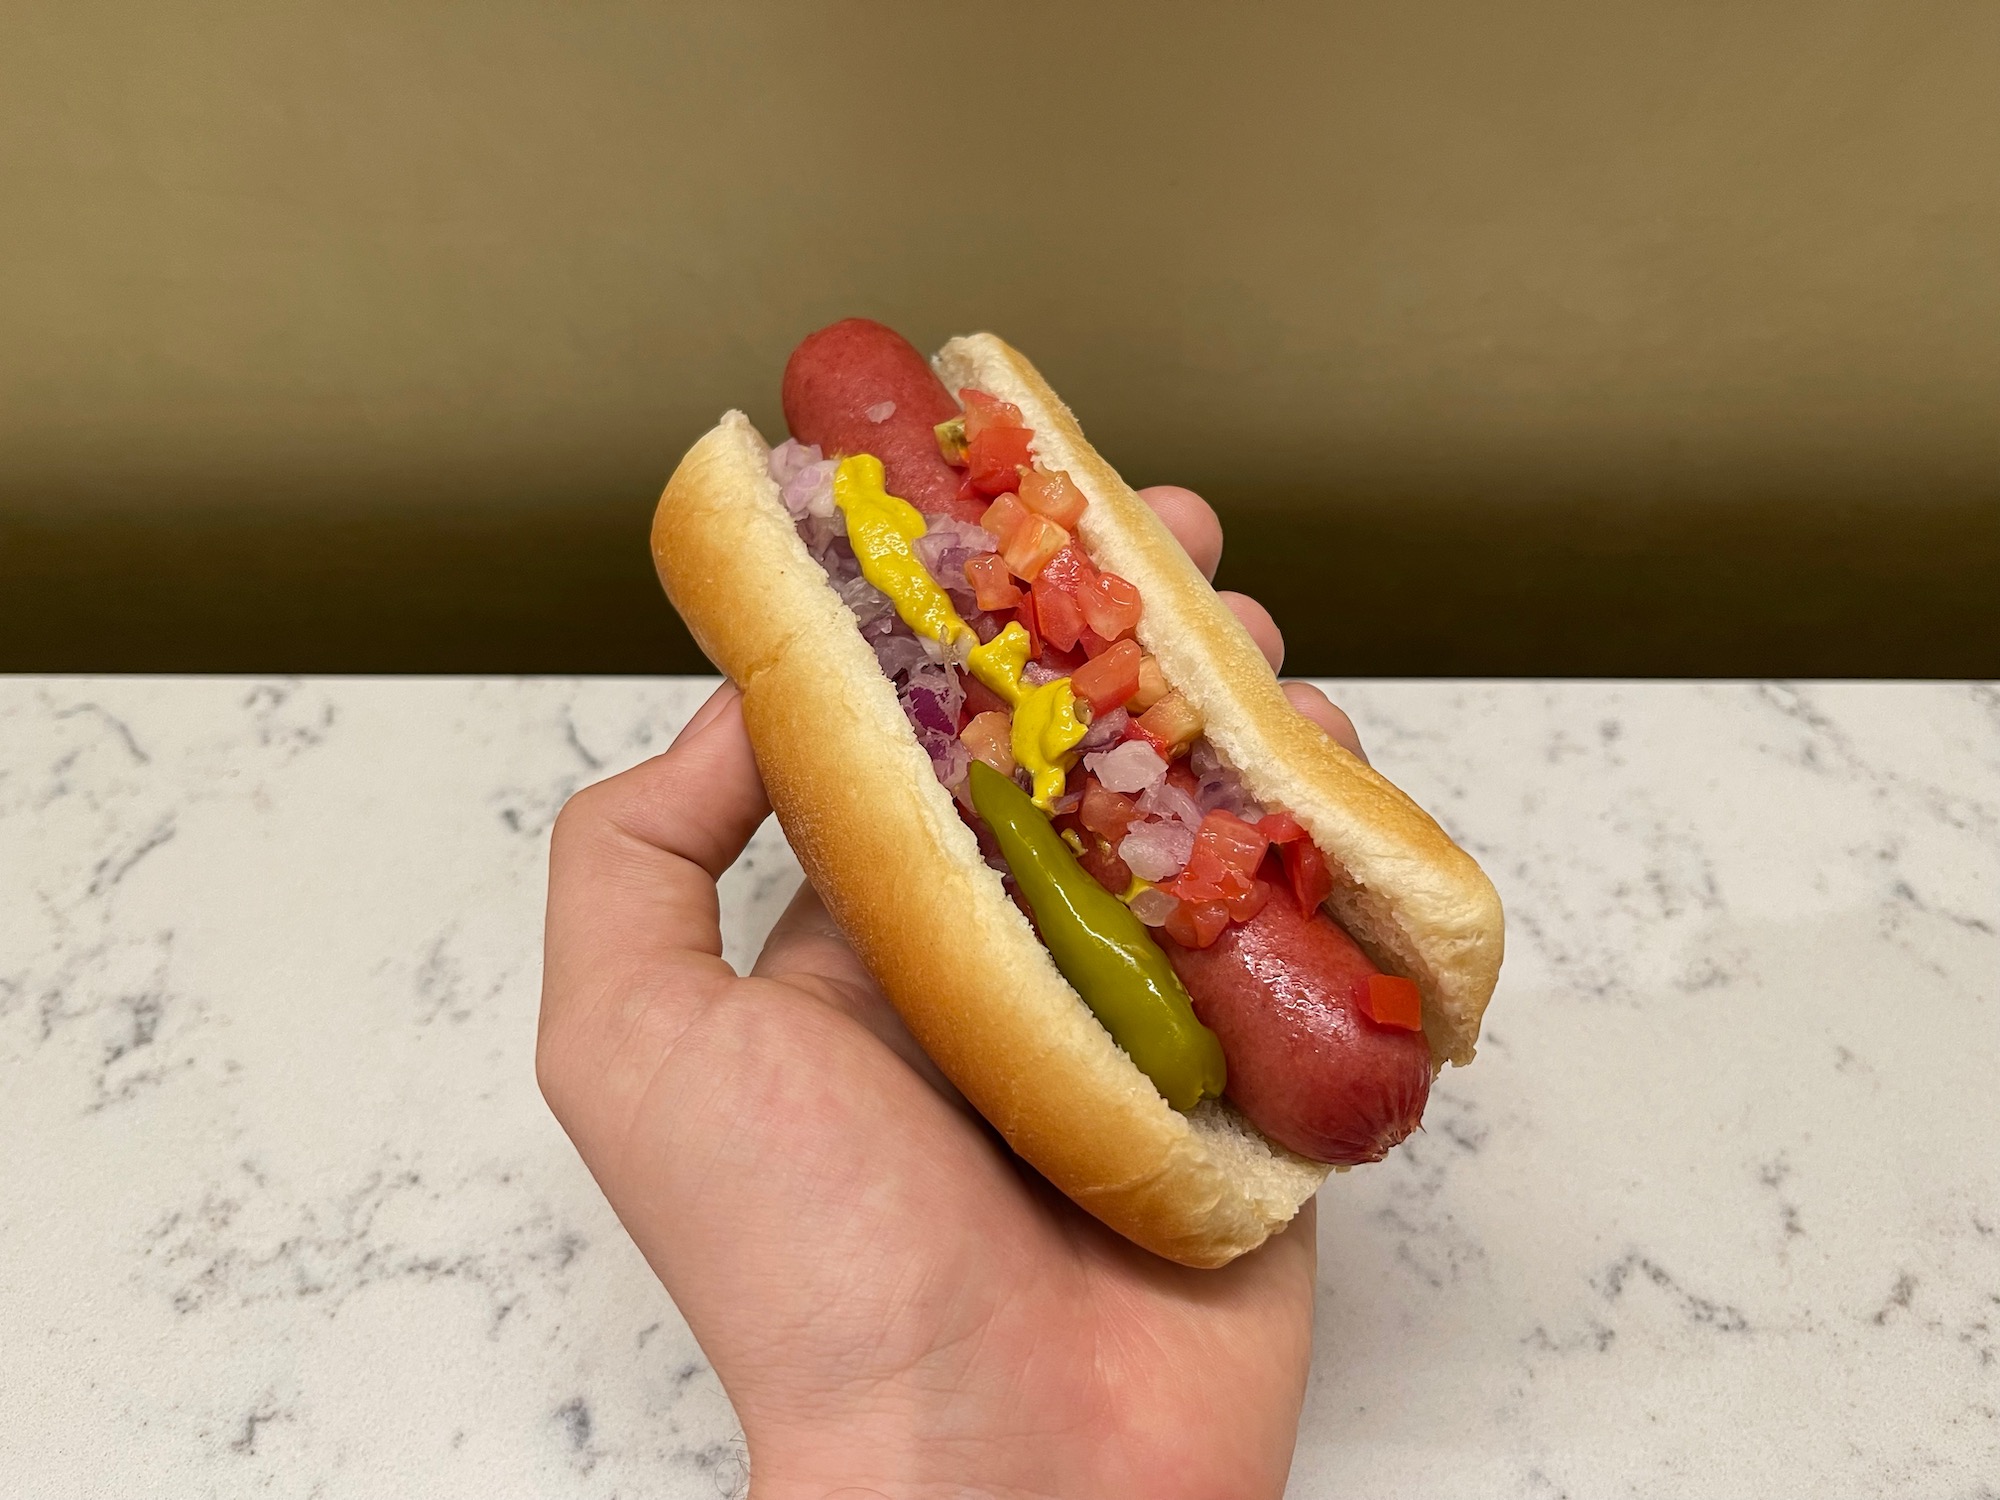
[671,681,739,748]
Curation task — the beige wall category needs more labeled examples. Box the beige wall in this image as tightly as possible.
[4,2,1997,671]
[10,1,1999,496]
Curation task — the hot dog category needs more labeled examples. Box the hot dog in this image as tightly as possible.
[651,320,1504,1266]
[785,322,1430,1164]
[782,320,983,522]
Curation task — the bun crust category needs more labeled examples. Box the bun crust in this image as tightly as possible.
[651,338,1503,1267]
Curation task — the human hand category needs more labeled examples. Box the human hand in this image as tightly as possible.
[538,486,1367,1500]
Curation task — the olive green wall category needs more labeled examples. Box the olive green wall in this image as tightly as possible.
[5,2,1997,673]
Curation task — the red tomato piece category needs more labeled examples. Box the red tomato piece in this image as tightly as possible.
[1033,576,1085,651]
[1282,838,1335,912]
[1018,467,1089,529]
[1135,692,1203,758]
[980,492,1029,545]
[1013,593,1042,657]
[963,553,1024,611]
[959,387,1025,441]
[1362,974,1424,1031]
[1079,776,1138,844]
[1195,808,1270,879]
[1035,544,1094,595]
[1001,514,1069,580]
[1224,877,1272,923]
[959,710,1015,776]
[1257,811,1307,844]
[1124,720,1172,758]
[1163,898,1231,950]
[1080,571,1143,642]
[967,425,1034,497]
[1070,638,1142,713]
[1077,628,1116,658]
[1164,857,1223,904]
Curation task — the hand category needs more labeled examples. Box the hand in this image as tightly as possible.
[538,487,1367,1500]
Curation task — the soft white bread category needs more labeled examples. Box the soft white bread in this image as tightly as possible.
[650,336,1503,1267]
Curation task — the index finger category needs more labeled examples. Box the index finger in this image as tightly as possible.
[1138,485,1224,579]
[539,684,770,1094]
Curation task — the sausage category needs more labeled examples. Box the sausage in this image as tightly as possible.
[781,318,986,522]
[1165,885,1432,1165]
[787,316,1432,1165]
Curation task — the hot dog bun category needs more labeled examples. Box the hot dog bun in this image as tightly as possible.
[651,334,1503,1267]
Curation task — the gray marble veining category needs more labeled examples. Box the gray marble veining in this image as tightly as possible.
[3,678,1995,1497]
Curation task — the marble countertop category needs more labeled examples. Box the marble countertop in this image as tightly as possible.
[4,677,1995,1497]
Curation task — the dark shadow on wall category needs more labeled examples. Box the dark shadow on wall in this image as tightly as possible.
[8,478,1994,677]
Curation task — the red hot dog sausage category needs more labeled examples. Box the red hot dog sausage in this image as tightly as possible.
[1166,885,1432,1165]
[782,318,986,522]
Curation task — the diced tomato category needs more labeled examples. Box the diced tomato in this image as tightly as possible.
[1013,593,1042,657]
[960,710,1015,775]
[1033,575,1085,651]
[1165,850,1254,906]
[1001,514,1069,581]
[1163,853,1222,903]
[1018,467,1088,529]
[1135,691,1203,758]
[1129,653,1169,712]
[959,388,1025,441]
[1070,638,1142,713]
[1080,571,1143,642]
[967,425,1034,497]
[1362,974,1424,1031]
[1079,776,1138,844]
[1125,720,1172,759]
[963,553,1024,611]
[1077,628,1116,658]
[1194,809,1270,880]
[1257,811,1307,844]
[1281,838,1335,912]
[1036,544,1095,595]
[957,471,984,507]
[1224,877,1272,923]
[980,492,1030,546]
[1163,898,1230,950]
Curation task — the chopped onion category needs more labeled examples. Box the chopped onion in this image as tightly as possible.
[838,573,892,627]
[1138,777,1204,832]
[1049,787,1082,815]
[903,670,963,739]
[1119,820,1195,881]
[1085,739,1166,794]
[926,732,970,791]
[1078,706,1129,752]
[916,516,996,563]
[1021,661,1063,688]
[767,438,824,487]
[874,635,931,680]
[778,451,839,522]
[1128,885,1179,927]
[865,400,897,422]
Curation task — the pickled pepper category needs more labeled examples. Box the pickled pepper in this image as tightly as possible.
[969,760,1227,1111]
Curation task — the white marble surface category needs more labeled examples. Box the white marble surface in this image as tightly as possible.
[3,677,1996,1498]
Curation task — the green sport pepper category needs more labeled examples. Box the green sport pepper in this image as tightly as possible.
[969,758,1227,1111]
